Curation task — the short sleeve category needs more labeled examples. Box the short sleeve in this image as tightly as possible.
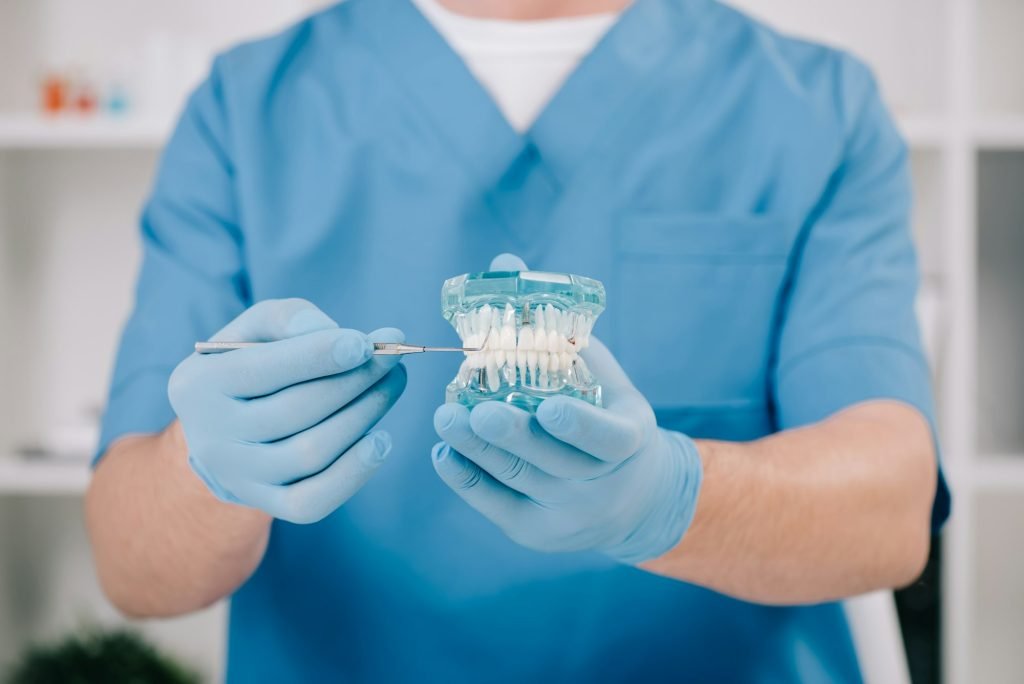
[772,57,950,530]
[96,60,249,461]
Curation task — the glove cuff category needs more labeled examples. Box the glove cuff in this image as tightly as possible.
[187,453,243,505]
[604,429,704,565]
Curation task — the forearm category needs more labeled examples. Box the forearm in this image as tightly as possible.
[85,421,271,618]
[642,401,937,605]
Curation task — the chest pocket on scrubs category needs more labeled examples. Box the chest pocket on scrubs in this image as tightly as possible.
[610,214,791,439]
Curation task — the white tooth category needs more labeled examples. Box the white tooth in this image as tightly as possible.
[549,351,560,374]
[527,349,538,383]
[494,349,506,368]
[501,325,516,352]
[548,330,560,354]
[545,305,558,332]
[560,351,570,371]
[457,360,471,387]
[489,311,501,344]
[479,304,492,327]
[487,356,500,392]
[518,325,535,352]
[535,327,548,355]
[470,352,485,369]
[517,352,528,385]
[578,316,593,349]
[503,303,515,326]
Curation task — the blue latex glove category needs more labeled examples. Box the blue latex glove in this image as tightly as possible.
[432,337,703,564]
[168,299,407,523]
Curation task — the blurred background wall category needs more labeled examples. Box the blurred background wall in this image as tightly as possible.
[0,1,1021,682]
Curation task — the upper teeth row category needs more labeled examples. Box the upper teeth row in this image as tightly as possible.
[455,303,595,355]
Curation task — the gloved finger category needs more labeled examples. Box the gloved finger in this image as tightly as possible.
[432,441,526,526]
[465,402,617,479]
[535,394,649,464]
[434,403,558,498]
[211,298,338,342]
[236,328,405,442]
[255,364,407,485]
[204,327,374,399]
[250,431,393,524]
[489,253,529,271]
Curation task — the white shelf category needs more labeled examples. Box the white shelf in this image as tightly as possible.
[974,118,1024,149]
[0,114,171,149]
[973,456,1024,491]
[0,115,1017,154]
[0,459,90,495]
[0,115,966,153]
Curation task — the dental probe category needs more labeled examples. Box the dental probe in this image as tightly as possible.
[193,341,482,356]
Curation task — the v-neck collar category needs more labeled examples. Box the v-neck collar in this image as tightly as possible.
[528,0,709,184]
[348,0,711,188]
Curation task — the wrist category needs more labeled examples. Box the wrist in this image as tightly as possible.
[162,421,272,531]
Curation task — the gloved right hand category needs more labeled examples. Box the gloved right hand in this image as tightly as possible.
[168,299,407,523]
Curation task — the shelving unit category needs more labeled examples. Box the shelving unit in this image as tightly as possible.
[0,460,89,495]
[0,115,170,149]
[974,119,1024,149]
[0,1,327,680]
[0,1,1020,683]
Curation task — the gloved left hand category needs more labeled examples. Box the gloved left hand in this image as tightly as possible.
[432,338,704,564]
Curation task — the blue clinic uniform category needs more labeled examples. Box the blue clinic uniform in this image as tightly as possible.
[98,0,950,681]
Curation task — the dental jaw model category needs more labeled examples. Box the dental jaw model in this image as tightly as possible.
[442,270,606,411]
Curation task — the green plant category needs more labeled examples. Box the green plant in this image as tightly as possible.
[5,628,201,684]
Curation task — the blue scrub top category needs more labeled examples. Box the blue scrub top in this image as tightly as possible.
[99,0,950,681]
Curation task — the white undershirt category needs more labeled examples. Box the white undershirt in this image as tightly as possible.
[411,0,621,132]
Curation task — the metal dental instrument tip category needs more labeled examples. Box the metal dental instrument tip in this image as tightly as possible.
[371,343,480,355]
[193,341,481,356]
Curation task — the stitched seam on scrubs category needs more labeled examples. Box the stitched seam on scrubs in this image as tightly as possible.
[776,336,928,383]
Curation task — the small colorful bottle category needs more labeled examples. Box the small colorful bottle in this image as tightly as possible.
[41,73,69,115]
[105,82,131,116]
[73,82,99,115]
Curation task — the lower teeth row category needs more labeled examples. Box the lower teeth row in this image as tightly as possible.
[454,354,592,393]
